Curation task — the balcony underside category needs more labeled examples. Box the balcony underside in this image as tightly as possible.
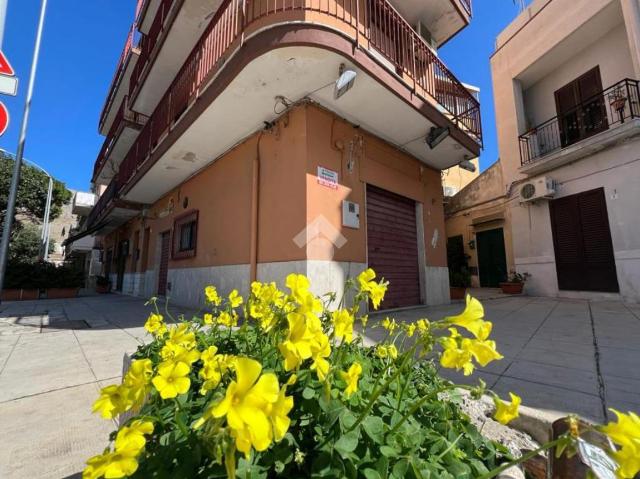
[94,204,143,236]
[122,26,479,204]
[392,0,469,47]
[99,50,140,136]
[131,0,223,116]
[94,124,144,186]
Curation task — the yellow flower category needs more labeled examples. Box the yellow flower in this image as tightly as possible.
[92,385,130,419]
[211,357,280,455]
[249,282,286,332]
[465,338,503,367]
[205,285,222,305]
[151,361,191,399]
[445,295,492,340]
[122,359,153,408]
[332,309,354,343]
[114,420,154,455]
[405,323,417,338]
[381,317,397,333]
[228,289,243,308]
[144,313,166,336]
[203,313,214,325]
[217,311,238,328]
[493,392,521,425]
[375,344,398,360]
[340,362,362,398]
[199,348,234,394]
[278,312,317,371]
[310,333,331,381]
[285,273,311,303]
[83,448,139,479]
[160,342,200,366]
[167,323,196,350]
[286,374,298,386]
[357,269,388,309]
[360,315,369,328]
[601,409,640,479]
[440,328,475,376]
[416,319,430,334]
[267,384,294,442]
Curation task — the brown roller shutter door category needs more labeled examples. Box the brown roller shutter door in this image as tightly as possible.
[366,184,421,309]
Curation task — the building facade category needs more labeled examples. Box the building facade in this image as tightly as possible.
[486,0,640,301]
[76,0,482,309]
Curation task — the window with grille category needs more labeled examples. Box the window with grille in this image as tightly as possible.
[172,210,198,259]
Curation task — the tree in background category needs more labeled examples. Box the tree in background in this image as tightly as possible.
[8,224,55,263]
[0,151,72,226]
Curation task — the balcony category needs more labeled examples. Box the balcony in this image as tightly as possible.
[129,0,222,116]
[519,79,640,174]
[98,24,141,136]
[93,96,148,185]
[71,191,96,216]
[115,0,481,205]
[85,180,143,234]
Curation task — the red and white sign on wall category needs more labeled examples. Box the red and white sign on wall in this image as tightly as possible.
[317,165,338,189]
[0,50,18,137]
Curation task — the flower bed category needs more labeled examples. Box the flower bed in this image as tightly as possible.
[84,270,639,479]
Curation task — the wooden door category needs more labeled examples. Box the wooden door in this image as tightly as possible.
[366,184,420,309]
[550,188,619,292]
[555,66,607,147]
[157,232,171,296]
[476,228,508,288]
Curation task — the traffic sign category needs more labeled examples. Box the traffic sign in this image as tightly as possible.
[0,51,15,76]
[0,102,9,136]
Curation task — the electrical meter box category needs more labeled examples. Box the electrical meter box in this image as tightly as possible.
[342,200,360,229]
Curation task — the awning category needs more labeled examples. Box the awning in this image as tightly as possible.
[63,221,107,246]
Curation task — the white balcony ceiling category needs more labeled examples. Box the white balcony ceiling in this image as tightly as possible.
[132,0,223,116]
[123,46,477,205]
[95,126,143,186]
[390,0,466,46]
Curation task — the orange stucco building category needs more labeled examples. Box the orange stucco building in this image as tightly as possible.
[70,0,482,309]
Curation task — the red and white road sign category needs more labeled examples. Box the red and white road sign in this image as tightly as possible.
[0,50,14,76]
[0,102,9,136]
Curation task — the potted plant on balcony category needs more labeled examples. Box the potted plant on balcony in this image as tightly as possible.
[45,264,84,299]
[95,275,112,294]
[608,86,628,123]
[500,271,530,295]
[449,268,471,300]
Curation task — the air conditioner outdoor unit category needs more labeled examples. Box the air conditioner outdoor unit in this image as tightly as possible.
[519,176,558,203]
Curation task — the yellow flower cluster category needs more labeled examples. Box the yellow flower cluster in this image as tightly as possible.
[144,312,167,337]
[375,344,398,360]
[340,362,362,398]
[439,295,503,376]
[151,323,198,399]
[196,357,293,458]
[357,268,388,310]
[92,358,153,419]
[331,308,355,343]
[601,409,640,478]
[249,281,287,332]
[83,420,154,479]
[199,345,235,394]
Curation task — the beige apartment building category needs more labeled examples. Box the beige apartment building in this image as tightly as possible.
[69,0,483,309]
[448,0,640,301]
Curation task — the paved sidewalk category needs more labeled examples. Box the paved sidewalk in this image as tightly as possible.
[0,293,639,478]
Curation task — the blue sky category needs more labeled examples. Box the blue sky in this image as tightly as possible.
[0,0,528,191]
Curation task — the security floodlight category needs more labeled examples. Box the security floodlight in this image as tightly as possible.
[425,126,450,149]
[458,159,477,173]
[334,65,357,100]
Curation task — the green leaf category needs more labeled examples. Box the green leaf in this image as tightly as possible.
[303,387,316,400]
[340,410,358,430]
[391,459,409,478]
[363,469,383,479]
[334,430,359,457]
[380,445,399,457]
[362,416,384,444]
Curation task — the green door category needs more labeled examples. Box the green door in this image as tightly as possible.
[476,228,507,287]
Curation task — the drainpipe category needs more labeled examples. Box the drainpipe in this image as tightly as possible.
[250,132,264,283]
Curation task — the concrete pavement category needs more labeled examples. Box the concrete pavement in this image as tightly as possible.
[0,293,639,478]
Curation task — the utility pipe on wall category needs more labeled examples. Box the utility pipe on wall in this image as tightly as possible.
[250,132,264,283]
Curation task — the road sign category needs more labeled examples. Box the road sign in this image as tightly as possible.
[0,102,8,136]
[0,50,17,96]
[0,50,14,76]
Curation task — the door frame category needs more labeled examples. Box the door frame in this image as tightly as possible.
[475,226,508,288]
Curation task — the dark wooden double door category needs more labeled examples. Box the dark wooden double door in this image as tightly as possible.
[550,188,619,292]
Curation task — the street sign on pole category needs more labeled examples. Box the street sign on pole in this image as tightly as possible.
[0,50,17,96]
[0,101,8,136]
[0,50,14,75]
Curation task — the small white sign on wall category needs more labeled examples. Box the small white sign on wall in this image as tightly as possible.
[317,166,338,189]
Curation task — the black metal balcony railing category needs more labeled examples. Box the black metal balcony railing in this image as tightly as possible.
[519,79,640,166]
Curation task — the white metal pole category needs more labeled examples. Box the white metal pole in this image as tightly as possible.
[0,0,48,300]
[42,176,52,260]
[0,0,8,49]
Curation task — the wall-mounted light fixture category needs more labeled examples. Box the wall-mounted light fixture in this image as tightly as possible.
[426,126,450,149]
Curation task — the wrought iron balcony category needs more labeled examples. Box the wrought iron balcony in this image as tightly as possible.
[86,180,119,229]
[519,78,640,166]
